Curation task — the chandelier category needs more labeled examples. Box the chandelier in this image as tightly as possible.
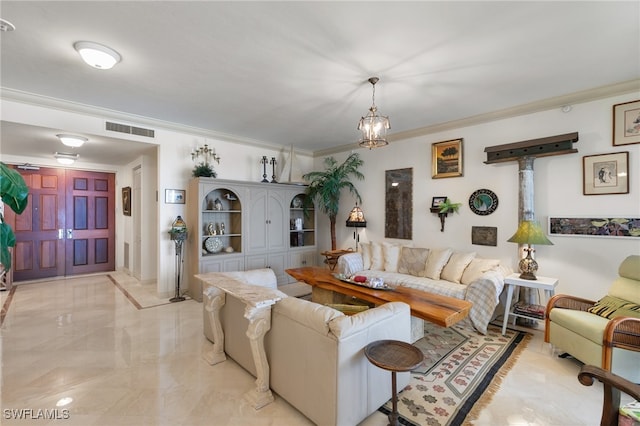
[357,77,390,149]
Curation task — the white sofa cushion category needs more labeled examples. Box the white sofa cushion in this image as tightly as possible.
[370,241,384,270]
[397,247,430,277]
[461,258,500,285]
[424,248,453,279]
[441,251,476,284]
[274,296,344,336]
[360,242,372,270]
[330,301,408,338]
[383,242,402,272]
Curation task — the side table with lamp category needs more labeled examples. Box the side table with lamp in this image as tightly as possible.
[504,219,556,333]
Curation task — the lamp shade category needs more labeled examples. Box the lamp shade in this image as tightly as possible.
[346,205,367,227]
[507,220,553,245]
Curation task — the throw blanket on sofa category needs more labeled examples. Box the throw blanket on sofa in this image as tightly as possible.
[338,247,507,334]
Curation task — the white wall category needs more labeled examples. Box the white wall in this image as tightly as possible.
[1,97,314,295]
[318,92,640,301]
[3,92,638,300]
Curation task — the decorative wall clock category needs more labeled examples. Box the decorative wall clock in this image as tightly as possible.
[469,189,498,215]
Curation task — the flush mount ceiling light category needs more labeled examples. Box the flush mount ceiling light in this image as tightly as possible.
[54,152,79,165]
[357,77,390,149]
[73,41,121,69]
[56,134,87,147]
[0,18,16,32]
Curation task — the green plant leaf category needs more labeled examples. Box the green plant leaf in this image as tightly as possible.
[439,198,461,214]
[192,162,217,178]
[0,219,16,270]
[0,162,29,214]
[302,153,364,250]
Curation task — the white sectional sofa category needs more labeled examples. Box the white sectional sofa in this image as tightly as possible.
[337,242,510,334]
[201,268,412,426]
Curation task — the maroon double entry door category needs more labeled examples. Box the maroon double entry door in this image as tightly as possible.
[6,166,116,282]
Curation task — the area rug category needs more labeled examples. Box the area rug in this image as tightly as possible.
[379,322,530,426]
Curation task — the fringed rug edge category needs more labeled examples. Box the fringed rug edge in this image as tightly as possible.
[461,331,532,424]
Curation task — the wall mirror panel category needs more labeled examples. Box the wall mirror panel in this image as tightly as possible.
[385,168,413,239]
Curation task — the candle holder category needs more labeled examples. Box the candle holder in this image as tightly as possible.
[260,156,269,183]
[270,157,278,183]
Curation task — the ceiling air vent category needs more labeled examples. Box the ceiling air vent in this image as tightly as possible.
[106,121,155,138]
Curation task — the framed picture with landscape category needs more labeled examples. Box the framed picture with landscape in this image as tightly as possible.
[613,99,640,146]
[432,138,463,179]
[583,151,629,195]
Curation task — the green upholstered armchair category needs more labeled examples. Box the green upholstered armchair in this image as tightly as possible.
[545,255,640,383]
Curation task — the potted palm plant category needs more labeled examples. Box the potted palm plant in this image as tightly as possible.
[0,162,29,273]
[302,153,364,250]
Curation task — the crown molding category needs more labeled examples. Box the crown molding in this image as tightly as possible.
[0,88,314,157]
[315,79,640,158]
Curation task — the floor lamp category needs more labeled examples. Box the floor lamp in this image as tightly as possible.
[169,216,187,303]
[346,204,367,251]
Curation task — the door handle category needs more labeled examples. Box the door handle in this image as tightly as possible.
[58,229,64,240]
[66,229,73,239]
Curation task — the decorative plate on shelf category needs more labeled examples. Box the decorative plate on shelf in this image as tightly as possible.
[469,189,499,216]
[204,237,223,253]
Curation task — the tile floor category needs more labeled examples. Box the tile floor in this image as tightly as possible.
[0,273,616,425]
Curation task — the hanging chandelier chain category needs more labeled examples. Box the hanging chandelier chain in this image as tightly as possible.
[357,76,390,149]
[369,77,379,109]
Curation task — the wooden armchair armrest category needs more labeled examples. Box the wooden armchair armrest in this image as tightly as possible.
[603,316,640,370]
[578,364,640,426]
[544,294,596,342]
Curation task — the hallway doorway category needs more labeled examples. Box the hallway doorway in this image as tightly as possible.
[4,166,116,282]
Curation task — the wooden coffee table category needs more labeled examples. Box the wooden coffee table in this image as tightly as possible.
[286,267,472,328]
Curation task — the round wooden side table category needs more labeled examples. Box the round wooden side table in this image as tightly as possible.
[364,339,424,426]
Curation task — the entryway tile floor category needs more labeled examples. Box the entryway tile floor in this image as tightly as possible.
[0,273,623,425]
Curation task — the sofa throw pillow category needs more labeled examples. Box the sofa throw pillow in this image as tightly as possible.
[424,248,453,280]
[370,242,384,270]
[397,247,430,277]
[441,251,476,284]
[383,242,402,272]
[587,295,640,319]
[360,242,372,270]
[460,258,500,285]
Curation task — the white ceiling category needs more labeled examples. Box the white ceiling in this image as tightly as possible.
[1,1,639,165]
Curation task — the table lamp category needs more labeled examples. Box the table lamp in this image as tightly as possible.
[507,220,553,280]
[346,204,367,251]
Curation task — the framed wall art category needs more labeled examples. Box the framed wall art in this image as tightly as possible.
[122,187,131,216]
[471,226,498,246]
[432,138,463,178]
[431,196,447,208]
[583,151,629,195]
[613,99,640,146]
[468,188,498,215]
[165,189,186,204]
[549,217,640,238]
